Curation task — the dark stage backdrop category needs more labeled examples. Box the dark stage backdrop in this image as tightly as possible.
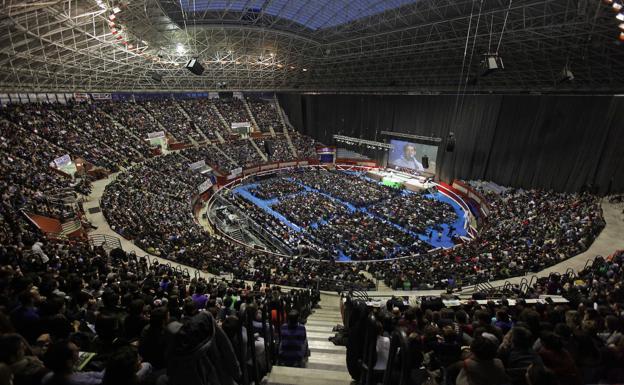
[278,93,624,194]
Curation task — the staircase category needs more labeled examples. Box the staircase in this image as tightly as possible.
[211,103,232,135]
[214,130,226,144]
[266,297,351,385]
[60,218,82,236]
[175,100,209,142]
[274,94,290,131]
[242,97,261,133]
[249,137,268,162]
[173,99,191,120]
[268,125,277,138]
[100,110,147,145]
[283,130,298,159]
[228,228,244,243]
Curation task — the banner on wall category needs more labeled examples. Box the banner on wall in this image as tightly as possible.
[197,179,213,193]
[74,93,89,101]
[231,122,250,129]
[91,93,112,100]
[189,160,206,170]
[147,131,165,139]
[230,167,243,176]
[53,154,72,168]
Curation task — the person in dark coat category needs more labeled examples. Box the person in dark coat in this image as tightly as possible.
[165,311,242,385]
[346,301,369,381]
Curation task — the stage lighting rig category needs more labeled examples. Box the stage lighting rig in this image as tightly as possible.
[333,135,393,150]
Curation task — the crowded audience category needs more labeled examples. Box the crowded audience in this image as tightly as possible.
[368,192,458,235]
[138,100,202,143]
[292,169,399,207]
[254,137,296,162]
[249,178,304,200]
[246,97,283,133]
[272,192,350,228]
[341,249,624,385]
[177,98,230,141]
[290,133,318,159]
[96,100,161,139]
[214,98,251,127]
[1,102,139,171]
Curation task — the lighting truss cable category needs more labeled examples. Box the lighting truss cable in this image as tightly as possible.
[459,0,485,114]
[496,0,513,55]
[451,0,478,129]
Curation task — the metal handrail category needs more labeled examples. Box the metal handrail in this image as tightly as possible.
[88,233,122,250]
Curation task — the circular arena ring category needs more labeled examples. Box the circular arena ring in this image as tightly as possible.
[101,155,604,292]
[206,164,477,263]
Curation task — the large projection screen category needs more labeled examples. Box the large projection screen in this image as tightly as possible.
[388,139,438,174]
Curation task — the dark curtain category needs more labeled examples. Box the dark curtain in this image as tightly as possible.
[278,93,624,194]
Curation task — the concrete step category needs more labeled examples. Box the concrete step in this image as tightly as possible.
[307,351,347,367]
[307,331,336,340]
[308,340,346,351]
[305,324,342,333]
[306,316,343,324]
[265,366,352,385]
[311,308,342,315]
[306,320,343,328]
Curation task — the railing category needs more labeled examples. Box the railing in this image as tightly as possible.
[88,233,121,252]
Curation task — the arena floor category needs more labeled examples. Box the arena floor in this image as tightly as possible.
[231,174,469,261]
[84,174,624,295]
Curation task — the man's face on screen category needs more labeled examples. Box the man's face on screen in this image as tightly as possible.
[403,145,416,158]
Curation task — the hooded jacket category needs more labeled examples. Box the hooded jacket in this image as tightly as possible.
[166,311,242,385]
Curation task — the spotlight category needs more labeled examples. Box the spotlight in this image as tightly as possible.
[620,23,624,31]
[614,2,623,12]
[112,6,122,14]
[617,12,624,21]
[620,31,624,41]
[480,55,504,77]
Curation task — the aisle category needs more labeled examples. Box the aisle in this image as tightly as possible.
[265,295,352,385]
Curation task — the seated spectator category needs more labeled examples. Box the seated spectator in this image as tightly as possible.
[0,333,48,385]
[138,307,169,372]
[279,310,308,367]
[455,335,509,385]
[536,332,582,385]
[102,346,151,385]
[42,340,104,385]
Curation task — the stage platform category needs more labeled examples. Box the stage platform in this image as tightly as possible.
[366,170,435,191]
